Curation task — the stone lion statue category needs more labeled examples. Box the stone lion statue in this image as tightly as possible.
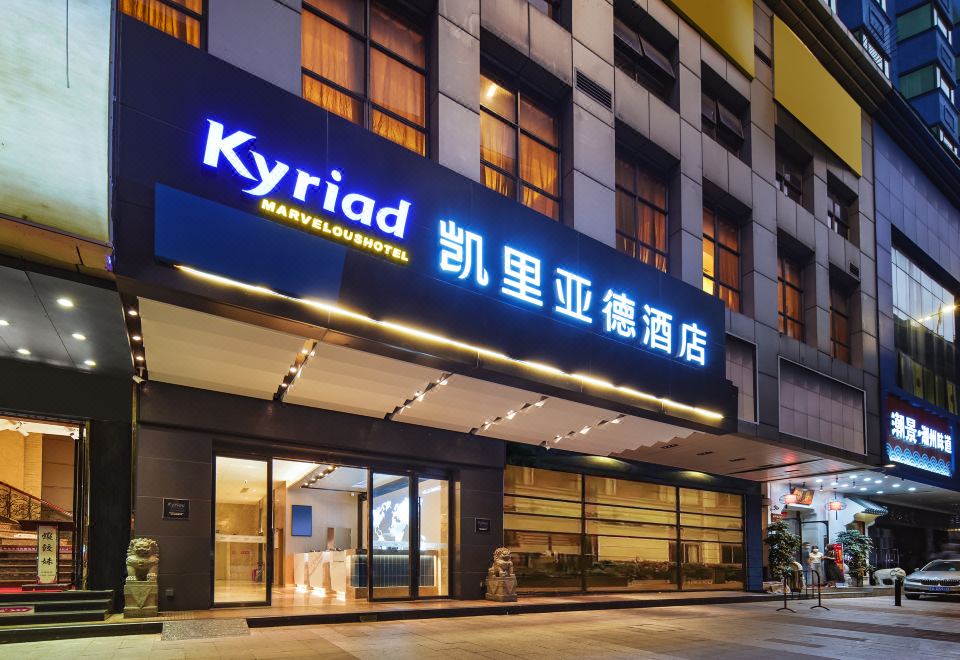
[126,537,159,582]
[487,547,513,578]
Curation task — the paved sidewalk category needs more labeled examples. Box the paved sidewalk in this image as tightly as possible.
[3,595,958,659]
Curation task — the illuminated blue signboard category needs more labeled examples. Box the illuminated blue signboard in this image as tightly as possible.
[886,395,954,476]
[116,18,735,424]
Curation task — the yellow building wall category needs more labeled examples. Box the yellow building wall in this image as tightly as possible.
[773,17,863,175]
[666,0,755,77]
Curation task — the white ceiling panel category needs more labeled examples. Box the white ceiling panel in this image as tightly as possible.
[394,374,543,432]
[283,342,444,418]
[139,299,307,400]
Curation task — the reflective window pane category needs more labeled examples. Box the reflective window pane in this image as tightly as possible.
[302,13,364,93]
[304,0,364,32]
[505,466,581,500]
[214,457,269,604]
[417,478,448,596]
[371,4,425,66]
[585,537,677,592]
[480,74,517,121]
[505,531,582,593]
[585,476,676,510]
[303,76,363,124]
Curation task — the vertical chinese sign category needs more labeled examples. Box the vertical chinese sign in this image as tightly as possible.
[36,524,58,584]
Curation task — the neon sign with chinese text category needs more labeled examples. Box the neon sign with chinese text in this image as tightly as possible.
[886,395,954,476]
[436,219,708,366]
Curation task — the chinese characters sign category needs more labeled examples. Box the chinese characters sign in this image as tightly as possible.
[886,395,954,476]
[437,220,708,366]
[36,524,58,584]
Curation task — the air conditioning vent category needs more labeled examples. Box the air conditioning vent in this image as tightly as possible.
[575,69,612,109]
[696,450,714,456]
[849,263,860,278]
[728,457,746,462]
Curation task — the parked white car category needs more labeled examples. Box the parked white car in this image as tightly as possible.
[903,560,960,599]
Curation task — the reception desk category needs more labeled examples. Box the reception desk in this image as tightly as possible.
[293,549,442,598]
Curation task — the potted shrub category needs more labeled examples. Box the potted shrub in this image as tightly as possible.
[765,519,801,581]
[836,530,874,587]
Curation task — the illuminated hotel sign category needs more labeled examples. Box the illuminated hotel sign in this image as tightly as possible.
[201,119,412,248]
[437,220,708,365]
[886,395,954,476]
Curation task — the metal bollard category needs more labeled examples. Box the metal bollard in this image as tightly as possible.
[895,577,903,606]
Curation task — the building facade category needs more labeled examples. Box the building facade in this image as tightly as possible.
[1,0,959,617]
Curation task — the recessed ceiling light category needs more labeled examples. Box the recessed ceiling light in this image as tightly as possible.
[84,359,96,367]
[892,484,900,488]
[16,348,31,356]
[135,355,145,362]
[864,478,872,482]
[0,320,9,326]
[127,309,138,317]
[56,298,74,308]
[884,463,896,468]
[908,487,917,491]
[280,383,288,388]
[859,487,867,491]
[131,334,142,342]
[72,333,86,341]
[289,366,298,373]
[876,490,884,494]
[815,478,823,483]
[839,483,848,488]
[830,481,839,486]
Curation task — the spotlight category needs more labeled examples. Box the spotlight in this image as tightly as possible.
[127,309,138,317]
[16,348,30,356]
[56,298,74,308]
[84,360,96,367]
[72,333,87,341]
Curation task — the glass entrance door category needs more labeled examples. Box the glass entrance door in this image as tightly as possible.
[214,456,271,605]
[369,472,412,600]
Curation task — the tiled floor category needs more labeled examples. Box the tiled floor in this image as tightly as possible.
[6,595,960,659]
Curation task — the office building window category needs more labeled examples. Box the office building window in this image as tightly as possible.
[615,157,668,272]
[900,64,955,103]
[301,0,428,156]
[892,247,958,413]
[778,253,804,340]
[120,0,202,47]
[614,17,675,101]
[701,92,745,157]
[858,31,890,78]
[775,148,804,204]
[830,284,852,363]
[939,128,959,158]
[528,0,561,21]
[898,3,953,44]
[827,189,850,240]
[702,206,740,311]
[480,73,561,221]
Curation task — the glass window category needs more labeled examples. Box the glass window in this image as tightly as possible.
[615,156,668,272]
[613,17,675,101]
[480,73,561,220]
[892,247,958,413]
[417,477,449,597]
[775,147,804,204]
[778,252,805,340]
[302,0,428,156]
[830,284,852,363]
[702,206,741,312]
[214,457,269,604]
[933,4,953,43]
[702,92,744,157]
[897,4,934,42]
[120,0,202,47]
[528,0,561,21]
[827,189,851,240]
[505,468,744,594]
[859,31,890,78]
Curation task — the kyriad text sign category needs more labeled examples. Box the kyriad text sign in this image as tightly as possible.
[197,119,710,369]
[886,395,954,477]
[116,18,733,422]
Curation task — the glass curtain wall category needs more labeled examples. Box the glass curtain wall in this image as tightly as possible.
[892,247,958,413]
[504,465,744,594]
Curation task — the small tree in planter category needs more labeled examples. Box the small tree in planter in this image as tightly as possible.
[765,519,801,581]
[836,530,874,587]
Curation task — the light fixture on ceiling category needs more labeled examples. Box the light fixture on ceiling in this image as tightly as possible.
[884,463,896,469]
[0,320,9,326]
[815,478,823,483]
[56,298,74,308]
[84,360,96,367]
[72,333,87,341]
[860,487,867,491]
[135,355,145,362]
[127,309,139,317]
[892,483,900,488]
[877,490,884,494]
[131,334,142,342]
[389,372,456,422]
[579,425,591,435]
[908,487,917,491]
[16,348,31,356]
[289,366,298,374]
